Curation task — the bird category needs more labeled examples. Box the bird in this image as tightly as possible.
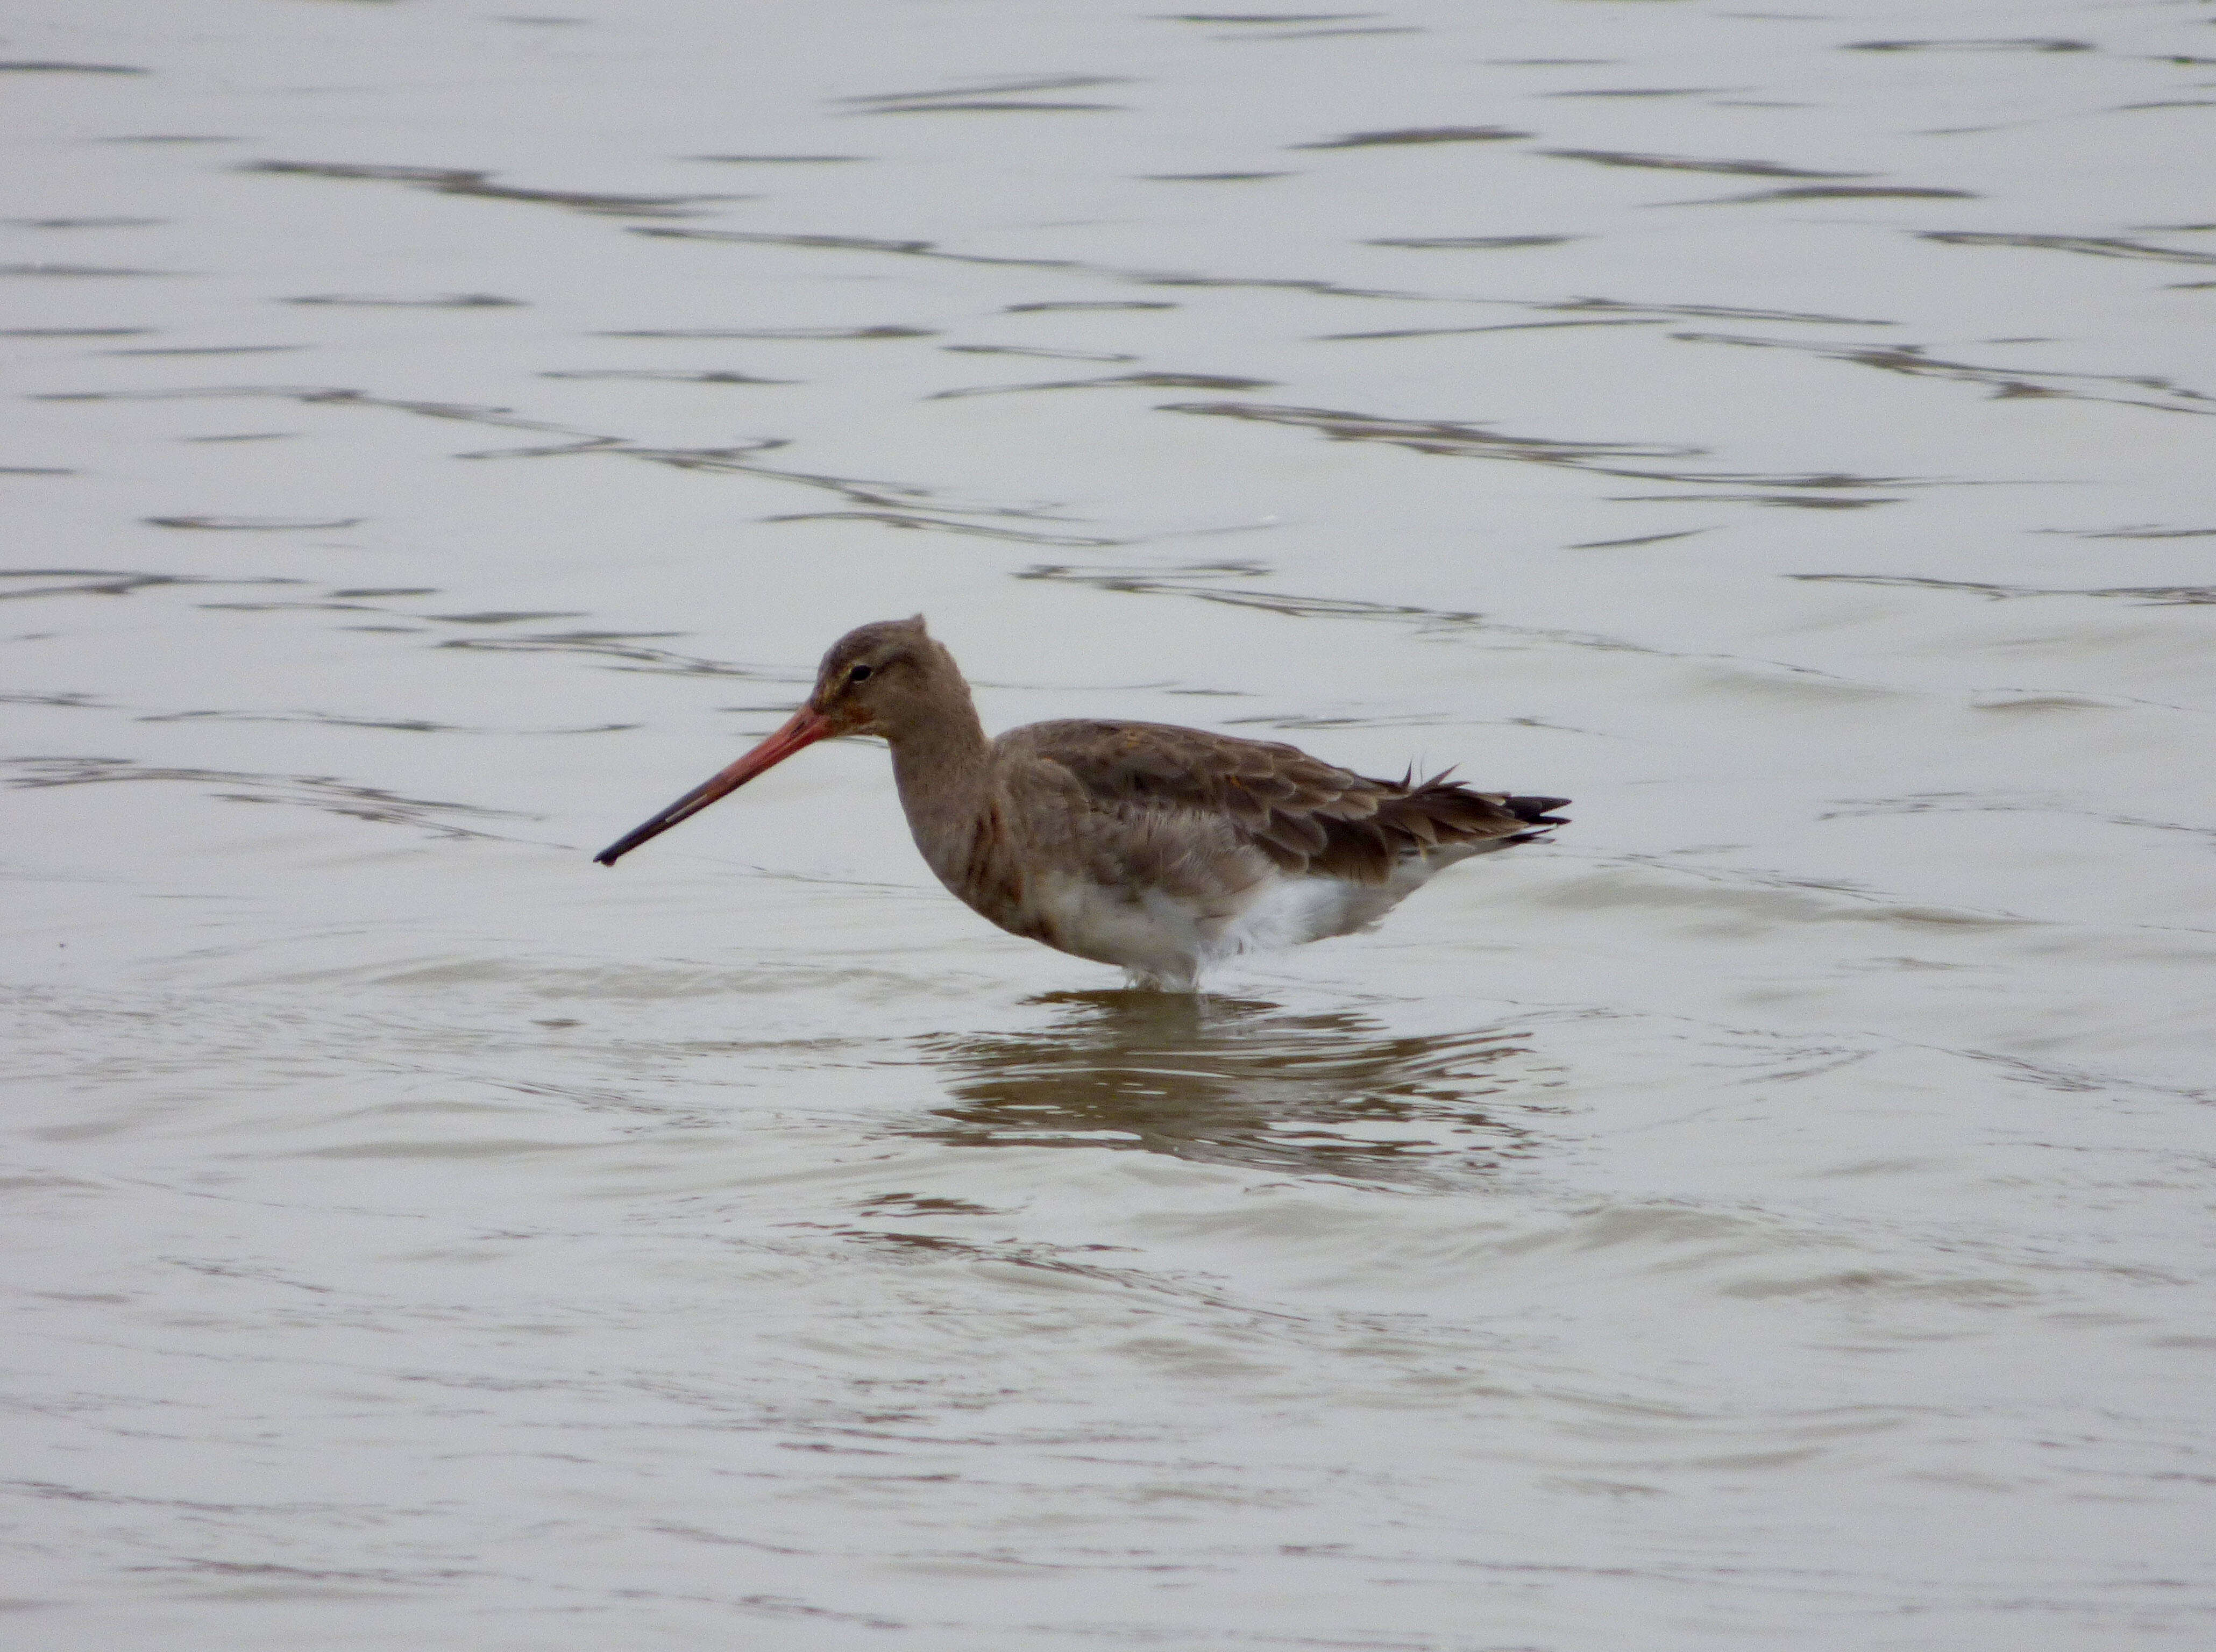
[594,617,1567,989]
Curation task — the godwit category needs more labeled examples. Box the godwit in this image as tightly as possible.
[595,617,1567,988]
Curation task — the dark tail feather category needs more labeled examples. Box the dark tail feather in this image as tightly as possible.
[1362,780,1570,867]
[1505,794,1571,826]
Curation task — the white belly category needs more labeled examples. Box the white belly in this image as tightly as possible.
[1029,844,1502,988]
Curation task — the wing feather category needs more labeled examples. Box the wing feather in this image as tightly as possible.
[1004,720,1566,884]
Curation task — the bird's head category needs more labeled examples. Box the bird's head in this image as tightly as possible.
[802,614,962,742]
[593,615,957,867]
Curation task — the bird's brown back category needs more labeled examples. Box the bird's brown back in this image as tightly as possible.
[1002,720,1567,885]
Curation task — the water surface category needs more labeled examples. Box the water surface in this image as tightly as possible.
[5,2,2214,1646]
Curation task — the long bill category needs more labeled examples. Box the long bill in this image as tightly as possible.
[593,705,834,866]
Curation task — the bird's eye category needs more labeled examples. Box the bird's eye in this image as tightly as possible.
[848,664,873,683]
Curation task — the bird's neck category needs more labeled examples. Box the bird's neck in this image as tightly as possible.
[885,686,994,881]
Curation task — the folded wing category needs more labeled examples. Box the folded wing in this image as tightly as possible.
[1008,719,1568,884]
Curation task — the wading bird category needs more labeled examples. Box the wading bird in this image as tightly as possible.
[596,618,1567,988]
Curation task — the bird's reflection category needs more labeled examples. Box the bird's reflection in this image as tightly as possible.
[910,992,1548,1183]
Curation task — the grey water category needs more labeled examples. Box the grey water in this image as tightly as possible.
[5,1,2214,1646]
